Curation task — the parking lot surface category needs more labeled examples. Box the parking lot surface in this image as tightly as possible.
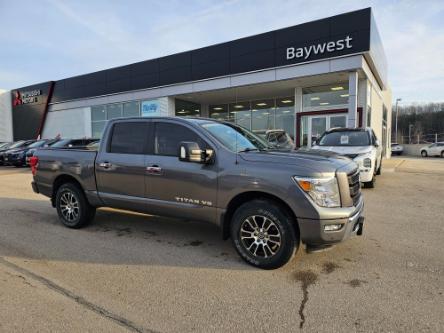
[0,159,443,332]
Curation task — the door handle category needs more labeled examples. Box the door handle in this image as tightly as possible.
[146,165,162,175]
[99,162,112,169]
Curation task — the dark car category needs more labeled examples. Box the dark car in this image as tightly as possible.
[0,140,35,166]
[50,138,99,149]
[25,138,60,165]
[4,140,44,167]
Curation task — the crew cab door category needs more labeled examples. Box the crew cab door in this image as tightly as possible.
[144,120,218,223]
[96,121,150,211]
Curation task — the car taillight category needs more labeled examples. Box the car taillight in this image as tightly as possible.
[30,156,39,176]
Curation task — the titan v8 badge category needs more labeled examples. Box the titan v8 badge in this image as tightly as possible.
[175,197,213,206]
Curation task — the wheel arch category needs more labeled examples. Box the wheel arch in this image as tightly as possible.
[221,191,299,240]
[51,174,84,207]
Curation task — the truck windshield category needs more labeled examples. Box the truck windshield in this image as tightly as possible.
[318,131,370,146]
[200,122,269,153]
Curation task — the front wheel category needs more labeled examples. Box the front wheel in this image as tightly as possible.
[363,174,376,188]
[230,199,298,269]
[441,151,444,158]
[421,150,428,157]
[55,183,96,228]
[376,159,382,175]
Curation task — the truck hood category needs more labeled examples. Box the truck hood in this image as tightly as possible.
[239,149,355,175]
[312,145,373,155]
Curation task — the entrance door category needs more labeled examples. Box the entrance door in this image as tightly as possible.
[307,114,347,147]
[309,117,327,147]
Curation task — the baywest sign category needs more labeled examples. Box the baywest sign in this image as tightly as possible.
[286,36,353,60]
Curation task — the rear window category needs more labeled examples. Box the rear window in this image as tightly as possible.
[319,131,370,146]
[109,122,146,154]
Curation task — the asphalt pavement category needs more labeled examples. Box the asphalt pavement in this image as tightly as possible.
[0,159,443,332]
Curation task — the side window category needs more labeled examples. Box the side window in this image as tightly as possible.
[109,122,147,154]
[154,122,207,156]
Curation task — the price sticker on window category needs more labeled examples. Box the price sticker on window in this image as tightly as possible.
[340,135,349,144]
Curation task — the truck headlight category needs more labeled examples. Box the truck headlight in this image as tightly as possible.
[293,176,341,208]
[363,158,372,168]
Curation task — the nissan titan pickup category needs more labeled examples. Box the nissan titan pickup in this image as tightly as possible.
[31,117,364,269]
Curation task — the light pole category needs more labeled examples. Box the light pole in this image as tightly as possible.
[395,98,402,143]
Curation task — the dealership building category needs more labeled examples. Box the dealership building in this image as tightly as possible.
[0,8,392,155]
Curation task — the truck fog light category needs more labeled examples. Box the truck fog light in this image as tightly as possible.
[324,224,342,231]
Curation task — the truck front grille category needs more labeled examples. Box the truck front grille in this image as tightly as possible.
[347,169,361,206]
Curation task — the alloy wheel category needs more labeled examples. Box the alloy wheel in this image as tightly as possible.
[240,215,282,258]
[60,191,80,222]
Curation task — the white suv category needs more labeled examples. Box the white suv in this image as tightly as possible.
[312,127,383,188]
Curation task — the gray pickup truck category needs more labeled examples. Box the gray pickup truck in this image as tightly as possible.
[31,117,364,269]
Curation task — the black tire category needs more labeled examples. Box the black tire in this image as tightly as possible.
[441,151,444,158]
[376,159,382,175]
[230,199,298,269]
[363,175,376,188]
[55,183,96,228]
[421,150,427,157]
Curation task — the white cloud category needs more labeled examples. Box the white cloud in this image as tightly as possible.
[2,0,444,103]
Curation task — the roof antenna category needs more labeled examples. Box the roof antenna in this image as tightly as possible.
[235,88,239,164]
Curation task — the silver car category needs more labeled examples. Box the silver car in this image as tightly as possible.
[420,142,444,157]
[391,143,403,156]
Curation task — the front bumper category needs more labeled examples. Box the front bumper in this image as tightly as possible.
[298,198,365,246]
[4,155,25,166]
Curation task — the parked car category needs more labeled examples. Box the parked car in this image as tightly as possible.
[50,138,99,149]
[25,138,60,165]
[0,142,12,149]
[391,143,404,155]
[262,129,295,150]
[31,117,364,269]
[420,142,444,158]
[4,140,45,167]
[0,140,36,166]
[85,140,100,150]
[312,127,383,188]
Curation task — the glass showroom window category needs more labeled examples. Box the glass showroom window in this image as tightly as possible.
[251,99,275,135]
[209,104,229,121]
[175,99,201,117]
[230,101,251,130]
[302,83,349,111]
[123,101,140,117]
[275,97,295,140]
[91,105,106,138]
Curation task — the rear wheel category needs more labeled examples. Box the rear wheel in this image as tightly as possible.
[230,199,298,269]
[421,150,428,157]
[441,151,444,158]
[55,183,96,228]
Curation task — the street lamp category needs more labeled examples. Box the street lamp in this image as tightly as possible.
[395,98,402,143]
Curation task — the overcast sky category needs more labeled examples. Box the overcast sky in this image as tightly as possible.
[0,0,443,104]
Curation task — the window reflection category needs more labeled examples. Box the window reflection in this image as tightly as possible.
[209,97,295,140]
[302,84,349,110]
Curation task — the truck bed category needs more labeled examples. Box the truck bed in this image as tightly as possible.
[34,148,98,197]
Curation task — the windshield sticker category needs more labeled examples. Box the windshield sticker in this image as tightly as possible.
[340,135,349,144]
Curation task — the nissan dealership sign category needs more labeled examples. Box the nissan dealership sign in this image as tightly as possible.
[286,36,353,60]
